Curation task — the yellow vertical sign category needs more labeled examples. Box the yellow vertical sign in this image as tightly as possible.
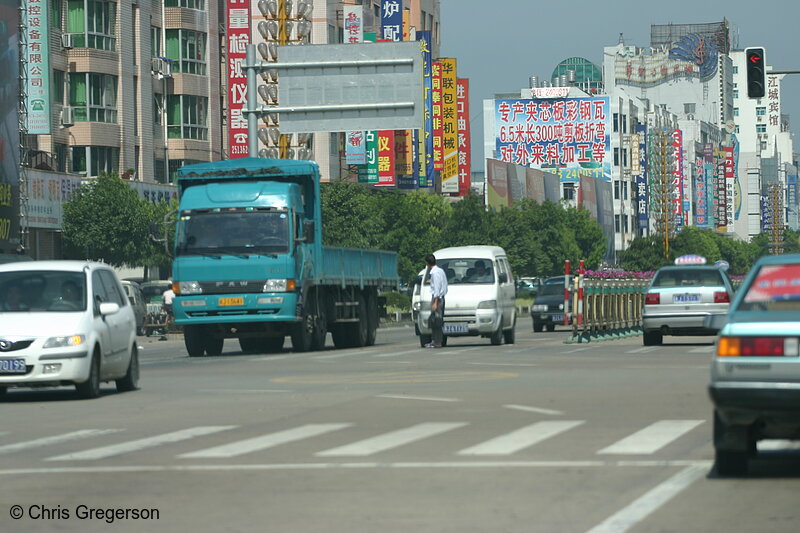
[440,58,459,193]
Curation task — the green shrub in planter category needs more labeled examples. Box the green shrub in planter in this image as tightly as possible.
[383,291,411,311]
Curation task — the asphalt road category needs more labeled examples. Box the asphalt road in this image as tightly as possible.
[2,324,800,533]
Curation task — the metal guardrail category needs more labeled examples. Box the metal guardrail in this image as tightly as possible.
[566,277,650,344]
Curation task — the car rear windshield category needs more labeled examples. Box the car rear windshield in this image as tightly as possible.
[738,264,800,311]
[0,271,87,312]
[652,268,724,288]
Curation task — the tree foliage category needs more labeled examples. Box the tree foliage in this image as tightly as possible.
[62,173,153,267]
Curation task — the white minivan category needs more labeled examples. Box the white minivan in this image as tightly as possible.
[412,246,516,347]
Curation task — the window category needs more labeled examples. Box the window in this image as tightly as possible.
[622,181,628,200]
[733,89,739,99]
[52,70,65,105]
[615,214,621,233]
[622,148,628,168]
[151,26,162,57]
[164,0,206,9]
[613,147,619,167]
[66,0,116,50]
[684,103,696,114]
[733,107,739,117]
[52,0,62,29]
[756,124,767,133]
[71,146,119,176]
[614,179,620,200]
[621,114,627,133]
[756,106,766,116]
[612,112,619,132]
[69,72,117,123]
[166,29,207,75]
[167,95,208,140]
[732,65,738,74]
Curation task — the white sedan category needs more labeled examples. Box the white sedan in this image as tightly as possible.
[0,261,139,399]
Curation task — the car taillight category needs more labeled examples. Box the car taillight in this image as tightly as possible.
[713,291,730,303]
[717,336,800,357]
[645,292,660,305]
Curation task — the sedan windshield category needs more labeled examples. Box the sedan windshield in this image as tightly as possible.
[0,271,87,312]
[177,209,290,256]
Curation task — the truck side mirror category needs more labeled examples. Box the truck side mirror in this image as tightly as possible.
[303,221,315,243]
[498,273,508,284]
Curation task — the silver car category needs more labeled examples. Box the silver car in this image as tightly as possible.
[708,254,800,476]
[642,265,734,345]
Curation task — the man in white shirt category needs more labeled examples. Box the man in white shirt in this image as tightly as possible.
[162,287,176,316]
[424,253,448,348]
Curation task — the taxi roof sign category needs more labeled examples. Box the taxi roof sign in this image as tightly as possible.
[675,254,707,265]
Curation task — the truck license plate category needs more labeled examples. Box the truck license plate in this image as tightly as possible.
[0,358,27,374]
[443,323,468,334]
[219,297,244,307]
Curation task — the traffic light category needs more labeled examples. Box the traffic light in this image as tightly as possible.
[745,47,766,98]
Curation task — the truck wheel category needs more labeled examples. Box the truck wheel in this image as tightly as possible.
[352,293,369,347]
[262,336,285,352]
[205,336,224,356]
[310,295,327,351]
[184,325,206,357]
[239,337,261,353]
[490,326,503,346]
[332,325,350,349]
[503,326,516,344]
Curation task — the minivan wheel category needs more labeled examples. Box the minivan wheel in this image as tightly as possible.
[76,352,101,399]
[116,344,140,392]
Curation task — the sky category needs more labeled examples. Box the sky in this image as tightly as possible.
[439,0,800,172]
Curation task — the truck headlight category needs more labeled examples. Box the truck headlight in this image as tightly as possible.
[178,281,203,295]
[43,335,85,348]
[532,304,547,312]
[478,300,497,309]
[263,279,296,292]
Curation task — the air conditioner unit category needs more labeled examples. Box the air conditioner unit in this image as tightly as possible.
[61,33,75,49]
[151,57,173,79]
[61,106,74,127]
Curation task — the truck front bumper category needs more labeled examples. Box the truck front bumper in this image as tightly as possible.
[173,293,299,324]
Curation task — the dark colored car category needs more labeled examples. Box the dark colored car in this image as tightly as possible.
[530,276,570,332]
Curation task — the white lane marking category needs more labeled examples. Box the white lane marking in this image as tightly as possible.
[377,394,460,402]
[197,389,291,394]
[315,423,467,457]
[374,348,429,358]
[457,421,584,456]
[758,439,800,451]
[366,361,414,364]
[626,347,659,354]
[314,350,379,360]
[0,460,713,476]
[585,464,707,533]
[688,347,713,353]
[46,426,237,461]
[504,404,564,416]
[468,362,537,367]
[252,355,293,361]
[563,347,591,354]
[0,430,122,456]
[597,420,704,455]
[179,424,352,459]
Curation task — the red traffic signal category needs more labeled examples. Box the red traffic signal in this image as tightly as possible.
[745,47,766,98]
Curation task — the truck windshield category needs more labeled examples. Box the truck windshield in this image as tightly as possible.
[177,210,290,256]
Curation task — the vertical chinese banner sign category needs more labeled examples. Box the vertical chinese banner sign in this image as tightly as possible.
[634,124,648,232]
[440,58,458,193]
[456,78,471,196]
[694,156,708,227]
[344,6,365,166]
[432,61,443,176]
[379,0,401,187]
[377,131,395,185]
[417,31,433,187]
[0,0,20,249]
[25,0,50,134]
[724,145,735,229]
[671,129,683,227]
[703,143,716,227]
[358,131,379,183]
[227,0,250,158]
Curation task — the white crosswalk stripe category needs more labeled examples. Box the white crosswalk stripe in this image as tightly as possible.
[46,426,237,461]
[178,424,352,458]
[597,420,704,455]
[0,430,122,456]
[315,423,467,457]
[457,421,584,456]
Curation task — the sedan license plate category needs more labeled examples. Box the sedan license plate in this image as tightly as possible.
[673,293,700,303]
[0,358,26,374]
[551,314,563,322]
[218,297,244,307]
[443,323,468,334]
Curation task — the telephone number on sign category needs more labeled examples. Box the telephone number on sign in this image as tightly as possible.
[0,218,12,240]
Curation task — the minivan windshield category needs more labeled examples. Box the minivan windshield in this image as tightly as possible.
[432,258,495,285]
[0,271,87,312]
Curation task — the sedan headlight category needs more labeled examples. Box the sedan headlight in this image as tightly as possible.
[478,300,497,309]
[532,304,547,312]
[178,281,203,295]
[43,335,85,348]
[262,279,296,292]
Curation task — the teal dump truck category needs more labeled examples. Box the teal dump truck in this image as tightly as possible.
[170,158,399,356]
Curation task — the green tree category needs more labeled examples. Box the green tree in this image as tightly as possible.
[564,205,607,270]
[143,197,179,274]
[670,226,721,263]
[321,180,385,249]
[62,172,152,267]
[618,235,670,272]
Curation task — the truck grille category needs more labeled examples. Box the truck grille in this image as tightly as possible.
[198,281,266,295]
